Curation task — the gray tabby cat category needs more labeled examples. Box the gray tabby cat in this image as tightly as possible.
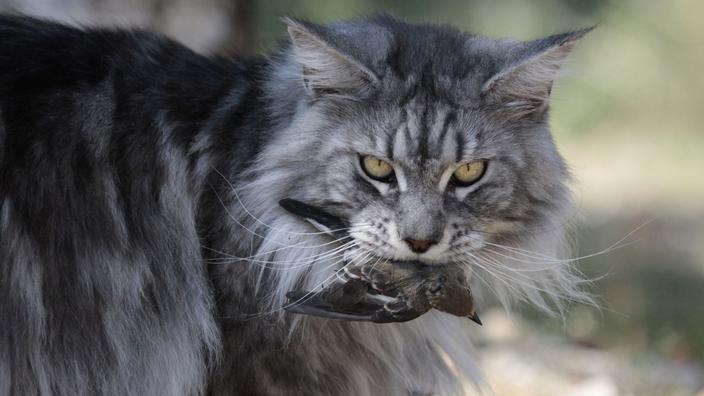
[0,13,591,396]
[208,16,592,395]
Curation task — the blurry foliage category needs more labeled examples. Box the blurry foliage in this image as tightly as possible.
[523,215,704,364]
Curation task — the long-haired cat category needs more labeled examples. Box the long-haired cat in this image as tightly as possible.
[0,13,591,395]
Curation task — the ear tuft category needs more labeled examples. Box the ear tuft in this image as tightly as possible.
[481,27,593,114]
[282,17,379,100]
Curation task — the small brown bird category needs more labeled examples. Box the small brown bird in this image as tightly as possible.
[280,199,481,325]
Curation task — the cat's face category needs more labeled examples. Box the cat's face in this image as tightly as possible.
[253,15,591,311]
[270,16,584,267]
[293,92,567,268]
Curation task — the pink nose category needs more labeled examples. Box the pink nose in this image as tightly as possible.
[404,238,436,253]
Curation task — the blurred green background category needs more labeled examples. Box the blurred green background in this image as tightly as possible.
[4,0,702,394]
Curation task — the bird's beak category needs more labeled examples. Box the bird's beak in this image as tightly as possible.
[469,311,482,326]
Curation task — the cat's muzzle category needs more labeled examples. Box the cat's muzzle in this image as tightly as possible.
[279,198,481,325]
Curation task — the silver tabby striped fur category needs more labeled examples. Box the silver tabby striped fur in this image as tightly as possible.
[0,13,592,396]
[208,15,593,396]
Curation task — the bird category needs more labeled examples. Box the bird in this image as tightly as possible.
[279,198,481,325]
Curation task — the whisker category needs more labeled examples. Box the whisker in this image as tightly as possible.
[477,249,565,272]
[459,219,651,264]
[473,251,617,315]
[207,177,371,250]
[230,245,374,320]
[368,254,387,274]
[212,165,364,236]
[203,240,357,267]
[459,260,504,303]
[310,245,370,277]
[210,247,352,271]
[459,254,591,306]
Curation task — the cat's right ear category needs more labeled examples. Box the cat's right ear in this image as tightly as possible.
[283,17,379,100]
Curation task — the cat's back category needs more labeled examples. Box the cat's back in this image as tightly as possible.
[0,15,245,395]
[0,14,242,129]
[0,14,247,202]
[0,14,131,88]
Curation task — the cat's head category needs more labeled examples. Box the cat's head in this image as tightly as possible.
[250,14,592,313]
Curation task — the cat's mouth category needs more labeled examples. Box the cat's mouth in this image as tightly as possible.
[279,198,481,325]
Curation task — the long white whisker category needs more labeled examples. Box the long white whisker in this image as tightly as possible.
[232,246,373,319]
[312,246,373,277]
[460,261,503,302]
[466,252,556,292]
[463,256,523,302]
[461,219,652,264]
[473,251,617,314]
[307,245,370,278]
[202,228,367,262]
[203,240,357,267]
[461,254,594,307]
[212,165,361,236]
[477,249,564,272]
[217,246,354,271]
[462,253,574,302]
[477,237,639,265]
[368,254,386,274]
[208,177,372,249]
[201,235,350,260]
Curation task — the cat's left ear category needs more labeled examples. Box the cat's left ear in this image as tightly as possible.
[283,17,380,100]
[481,28,593,114]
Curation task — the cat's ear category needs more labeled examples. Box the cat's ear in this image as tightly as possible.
[481,28,593,114]
[283,17,380,100]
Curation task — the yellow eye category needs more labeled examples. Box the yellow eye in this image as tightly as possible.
[361,155,394,181]
[452,160,487,186]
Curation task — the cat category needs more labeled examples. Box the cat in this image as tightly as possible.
[0,13,592,395]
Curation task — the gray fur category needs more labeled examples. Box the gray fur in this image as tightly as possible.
[209,14,592,396]
[0,13,591,396]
